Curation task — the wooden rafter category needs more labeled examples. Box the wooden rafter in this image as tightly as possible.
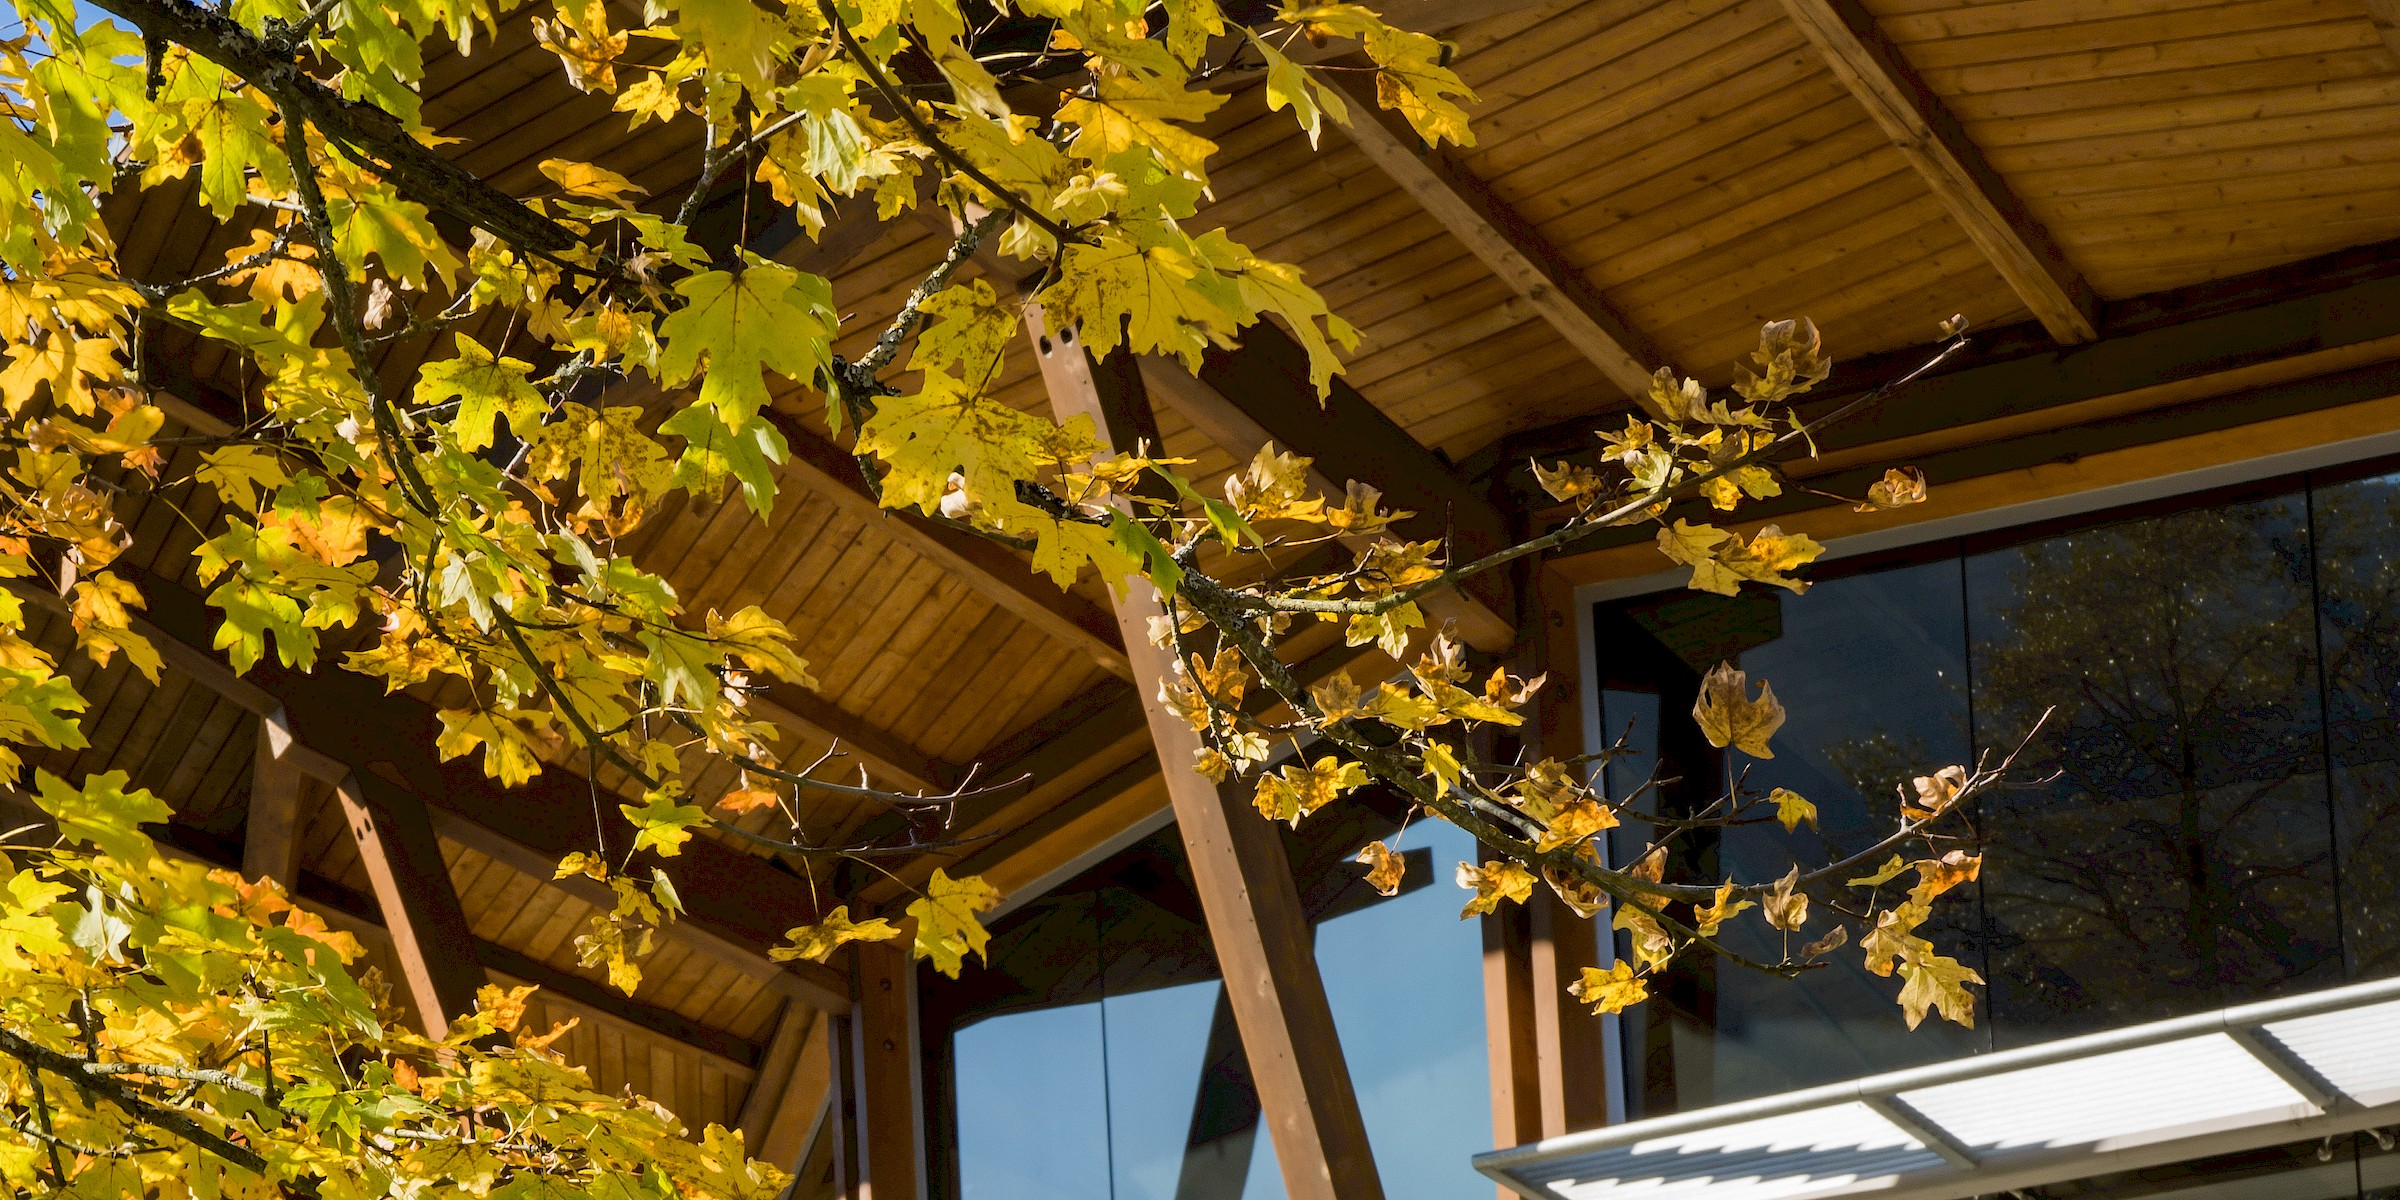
[423,805,849,1012]
[768,415,1133,680]
[1316,70,1675,417]
[1137,354,1520,651]
[1184,319,1521,647]
[1775,0,2100,344]
[2364,0,2400,63]
[1027,306,1388,1200]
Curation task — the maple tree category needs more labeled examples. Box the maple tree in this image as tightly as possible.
[0,0,2021,1183]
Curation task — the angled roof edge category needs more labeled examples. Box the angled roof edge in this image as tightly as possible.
[1477,973,2400,1200]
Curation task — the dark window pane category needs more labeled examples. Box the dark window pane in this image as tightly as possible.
[1967,493,2340,1046]
[1713,561,1984,1094]
[1596,561,1978,1113]
[2313,471,2400,979]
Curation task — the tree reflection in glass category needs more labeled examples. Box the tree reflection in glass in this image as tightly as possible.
[2312,471,2400,979]
[1966,494,2341,1045]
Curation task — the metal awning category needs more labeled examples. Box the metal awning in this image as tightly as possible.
[1474,975,2400,1200]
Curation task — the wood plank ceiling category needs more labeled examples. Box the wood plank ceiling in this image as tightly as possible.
[81,0,2400,1137]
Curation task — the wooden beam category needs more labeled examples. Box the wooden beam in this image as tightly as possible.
[334,771,490,1038]
[766,412,1133,680]
[425,806,851,1013]
[851,942,922,1200]
[1499,247,2400,515]
[1776,0,2098,344]
[1030,308,1387,1200]
[739,1001,814,1141]
[242,707,308,886]
[742,1002,835,1168]
[1315,71,1672,414]
[2364,0,2400,63]
[287,863,769,1073]
[1552,355,2400,589]
[1482,895,1543,1188]
[1140,358,1517,652]
[1157,321,1520,650]
[749,676,958,794]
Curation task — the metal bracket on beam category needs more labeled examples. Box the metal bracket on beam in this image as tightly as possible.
[1862,1093,1979,1171]
[2226,1024,2341,1113]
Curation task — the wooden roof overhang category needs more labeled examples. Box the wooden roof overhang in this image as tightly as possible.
[68,0,2400,1168]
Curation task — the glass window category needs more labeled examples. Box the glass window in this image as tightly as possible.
[1599,561,1979,1115]
[1316,818,1489,1200]
[1968,492,2338,1044]
[2313,470,2400,979]
[948,893,1111,1200]
[931,794,1490,1200]
[1596,462,2400,1115]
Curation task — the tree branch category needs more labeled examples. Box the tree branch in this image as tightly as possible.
[84,0,579,258]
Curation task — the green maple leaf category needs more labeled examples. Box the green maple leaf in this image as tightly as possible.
[435,707,554,787]
[35,769,170,862]
[1057,76,1226,182]
[661,403,787,517]
[620,793,709,858]
[0,668,87,782]
[418,334,547,452]
[656,257,833,428]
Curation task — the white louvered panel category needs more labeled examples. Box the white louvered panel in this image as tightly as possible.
[2261,997,2400,1108]
[1895,1035,2312,1158]
[1530,1102,1945,1200]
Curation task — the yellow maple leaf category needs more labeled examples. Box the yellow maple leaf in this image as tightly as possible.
[1356,840,1406,897]
[416,333,546,452]
[1253,755,1367,826]
[1692,662,1784,757]
[1056,73,1227,183]
[434,707,555,787]
[68,573,160,682]
[656,257,832,427]
[1763,864,1808,932]
[1569,962,1648,1015]
[1770,786,1816,832]
[909,870,1001,978]
[1534,799,1618,853]
[705,607,817,687]
[1455,859,1534,918]
[1692,880,1756,937]
[1896,948,1982,1030]
[771,906,901,964]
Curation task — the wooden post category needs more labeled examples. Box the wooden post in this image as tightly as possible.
[336,772,488,1038]
[243,707,307,886]
[851,941,922,1200]
[1029,310,1388,1200]
[1526,566,1610,1136]
[1483,902,1543,1170]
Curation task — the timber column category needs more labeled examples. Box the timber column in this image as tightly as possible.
[1028,308,1387,1200]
